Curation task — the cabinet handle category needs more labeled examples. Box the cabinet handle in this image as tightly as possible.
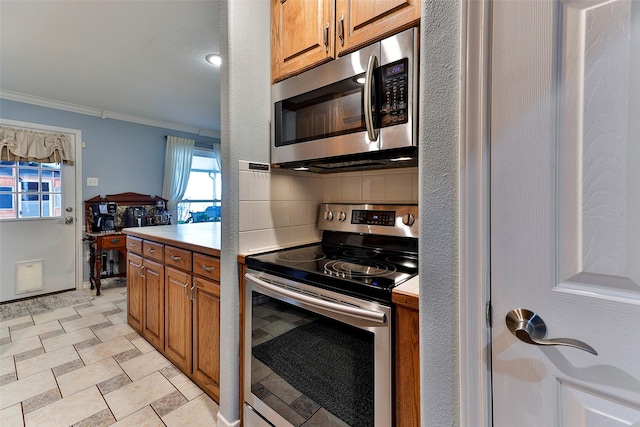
[170,255,181,261]
[138,265,146,278]
[338,15,345,46]
[183,281,190,298]
[110,238,121,244]
[201,264,215,272]
[190,283,196,302]
[323,23,329,52]
[147,248,156,253]
[131,262,142,269]
[128,243,137,247]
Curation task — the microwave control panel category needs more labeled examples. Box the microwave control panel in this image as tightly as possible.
[379,58,409,128]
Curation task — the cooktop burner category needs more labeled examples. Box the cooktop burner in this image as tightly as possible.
[275,248,326,263]
[324,259,396,278]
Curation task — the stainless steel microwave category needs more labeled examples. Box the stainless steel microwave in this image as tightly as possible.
[271,27,418,173]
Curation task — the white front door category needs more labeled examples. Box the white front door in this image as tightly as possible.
[0,120,81,302]
[490,0,640,425]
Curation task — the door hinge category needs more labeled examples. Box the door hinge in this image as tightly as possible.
[486,301,492,328]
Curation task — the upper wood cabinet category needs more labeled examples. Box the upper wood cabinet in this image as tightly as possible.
[336,0,420,53]
[271,0,335,82]
[271,0,420,82]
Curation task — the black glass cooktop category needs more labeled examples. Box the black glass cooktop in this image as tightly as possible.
[245,233,418,302]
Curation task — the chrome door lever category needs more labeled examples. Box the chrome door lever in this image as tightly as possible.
[505,308,597,355]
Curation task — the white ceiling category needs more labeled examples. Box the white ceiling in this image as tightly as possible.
[0,0,221,137]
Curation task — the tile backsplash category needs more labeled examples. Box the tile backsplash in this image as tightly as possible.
[238,161,418,254]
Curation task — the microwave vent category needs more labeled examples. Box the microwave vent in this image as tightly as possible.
[272,147,417,174]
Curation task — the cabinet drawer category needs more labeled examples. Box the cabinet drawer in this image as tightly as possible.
[143,240,164,262]
[102,235,126,249]
[165,246,192,271]
[193,253,220,281]
[126,236,143,255]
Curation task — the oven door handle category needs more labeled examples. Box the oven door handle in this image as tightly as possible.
[245,273,387,324]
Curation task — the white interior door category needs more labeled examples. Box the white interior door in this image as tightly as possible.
[0,120,81,302]
[490,0,640,425]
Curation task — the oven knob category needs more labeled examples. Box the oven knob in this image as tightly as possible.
[324,210,334,221]
[338,211,347,222]
[402,213,415,226]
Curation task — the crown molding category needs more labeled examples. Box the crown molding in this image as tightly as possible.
[0,89,221,139]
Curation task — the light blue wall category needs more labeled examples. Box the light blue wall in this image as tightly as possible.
[0,98,219,283]
[0,98,218,201]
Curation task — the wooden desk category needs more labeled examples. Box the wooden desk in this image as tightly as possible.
[84,192,168,296]
[85,232,127,296]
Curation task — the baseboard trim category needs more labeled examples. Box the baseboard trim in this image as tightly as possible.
[217,412,240,427]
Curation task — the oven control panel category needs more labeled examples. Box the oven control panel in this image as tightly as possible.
[319,203,418,238]
[352,210,396,226]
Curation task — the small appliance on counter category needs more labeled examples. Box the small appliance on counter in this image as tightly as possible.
[148,199,171,225]
[90,202,117,232]
[124,206,147,228]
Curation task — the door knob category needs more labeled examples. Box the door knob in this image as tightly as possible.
[65,216,74,224]
[505,308,597,355]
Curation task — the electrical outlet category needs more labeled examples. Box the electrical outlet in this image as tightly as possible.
[87,177,99,186]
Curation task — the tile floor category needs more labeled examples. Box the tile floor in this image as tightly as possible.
[0,282,219,426]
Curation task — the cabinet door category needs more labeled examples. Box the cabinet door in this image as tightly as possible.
[126,252,144,333]
[335,0,420,55]
[142,258,164,351]
[394,300,420,426]
[192,276,221,400]
[165,267,193,373]
[271,0,334,82]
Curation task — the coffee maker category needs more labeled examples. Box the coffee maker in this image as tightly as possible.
[124,206,147,228]
[91,202,117,232]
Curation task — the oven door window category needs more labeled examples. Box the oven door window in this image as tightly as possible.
[250,292,374,427]
[274,74,370,147]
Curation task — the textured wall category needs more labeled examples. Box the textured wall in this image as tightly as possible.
[218,0,270,425]
[418,0,462,426]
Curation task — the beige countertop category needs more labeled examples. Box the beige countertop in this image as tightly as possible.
[393,274,419,297]
[123,222,221,256]
[392,275,418,309]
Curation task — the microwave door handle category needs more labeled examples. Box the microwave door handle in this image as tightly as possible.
[245,273,386,324]
[364,54,379,142]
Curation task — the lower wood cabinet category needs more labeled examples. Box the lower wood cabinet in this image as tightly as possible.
[393,290,420,427]
[142,258,165,351]
[126,236,220,402]
[165,267,193,372]
[192,276,221,397]
[126,253,143,332]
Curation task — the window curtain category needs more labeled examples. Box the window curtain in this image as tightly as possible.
[212,141,221,172]
[0,126,75,164]
[162,136,195,211]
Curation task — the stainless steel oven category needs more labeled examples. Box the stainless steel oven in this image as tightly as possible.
[271,28,418,173]
[243,203,419,427]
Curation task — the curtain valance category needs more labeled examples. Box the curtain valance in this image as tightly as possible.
[0,125,75,165]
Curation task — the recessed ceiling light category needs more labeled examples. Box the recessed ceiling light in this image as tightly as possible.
[205,54,221,66]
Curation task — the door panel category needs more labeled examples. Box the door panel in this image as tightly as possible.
[491,0,640,424]
[0,122,78,302]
